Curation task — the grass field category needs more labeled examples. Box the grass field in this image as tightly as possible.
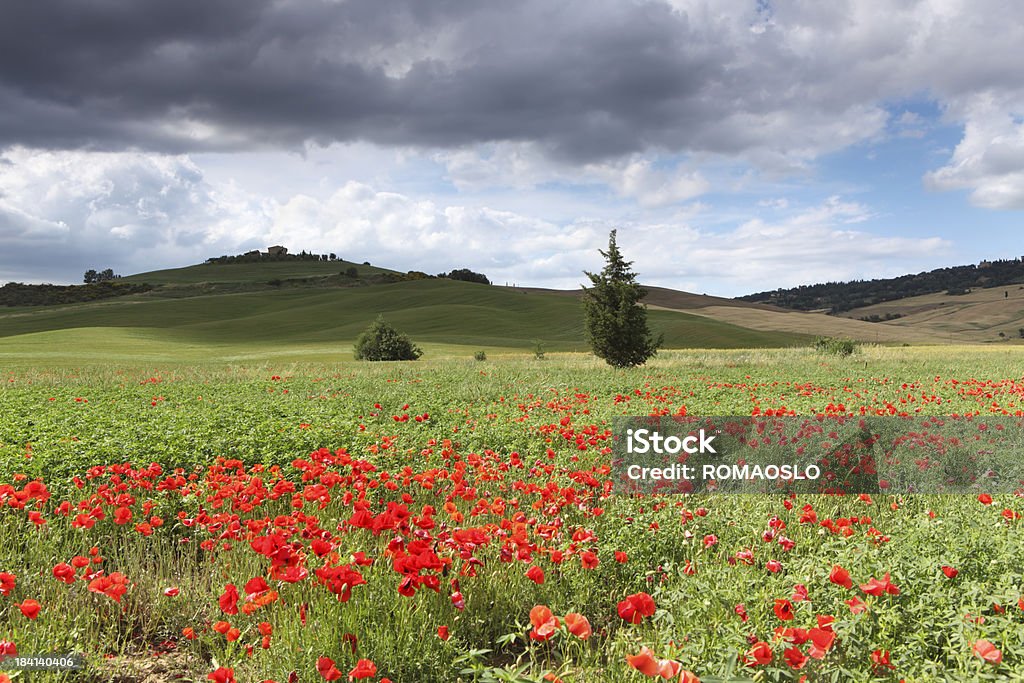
[3,346,1024,682]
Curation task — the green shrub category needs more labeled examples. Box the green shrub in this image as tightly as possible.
[353,316,422,361]
[473,350,487,361]
[812,336,858,357]
[532,340,546,360]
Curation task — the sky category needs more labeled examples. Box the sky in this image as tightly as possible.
[1,0,1023,297]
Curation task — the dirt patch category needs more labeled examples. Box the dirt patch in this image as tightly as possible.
[86,649,202,683]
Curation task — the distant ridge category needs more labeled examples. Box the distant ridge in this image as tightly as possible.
[739,258,1024,313]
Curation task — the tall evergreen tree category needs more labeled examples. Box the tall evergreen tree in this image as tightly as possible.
[582,230,662,367]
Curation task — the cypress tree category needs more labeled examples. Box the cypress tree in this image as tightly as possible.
[582,230,662,367]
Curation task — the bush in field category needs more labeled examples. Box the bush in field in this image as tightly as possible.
[473,350,487,361]
[353,316,422,361]
[813,336,858,356]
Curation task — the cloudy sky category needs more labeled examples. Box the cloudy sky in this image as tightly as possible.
[2,0,1023,296]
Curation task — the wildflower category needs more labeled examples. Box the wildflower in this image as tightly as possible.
[618,592,656,623]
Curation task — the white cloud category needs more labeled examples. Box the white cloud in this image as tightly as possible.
[0,148,962,297]
[436,143,710,207]
[925,95,1024,209]
[0,147,269,282]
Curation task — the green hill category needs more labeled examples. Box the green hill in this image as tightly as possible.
[0,276,807,363]
[120,258,397,285]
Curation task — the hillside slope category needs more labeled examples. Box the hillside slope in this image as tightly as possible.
[0,279,807,354]
[120,258,397,285]
[839,285,1024,342]
[519,285,949,343]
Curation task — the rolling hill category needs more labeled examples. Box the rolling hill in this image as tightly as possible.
[119,258,397,285]
[12,251,1018,366]
[516,285,947,344]
[0,272,811,364]
[838,284,1024,342]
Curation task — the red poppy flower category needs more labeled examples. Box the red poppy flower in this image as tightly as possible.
[745,641,773,666]
[52,563,75,585]
[626,646,661,676]
[807,627,836,659]
[656,659,681,679]
[564,612,592,640]
[525,566,545,584]
[163,587,180,597]
[860,573,900,597]
[845,596,868,614]
[0,573,15,596]
[348,659,377,680]
[87,572,129,602]
[784,646,808,670]
[437,625,450,641]
[113,506,132,525]
[581,551,599,569]
[316,656,342,681]
[941,565,959,579]
[871,649,895,671]
[207,667,235,683]
[978,493,993,505]
[529,605,560,641]
[973,639,1002,664]
[829,565,852,589]
[311,539,333,557]
[773,599,795,621]
[219,584,239,614]
[244,577,270,601]
[615,551,629,563]
[17,599,41,620]
[617,592,656,624]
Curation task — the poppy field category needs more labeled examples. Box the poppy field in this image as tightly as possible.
[2,347,1024,682]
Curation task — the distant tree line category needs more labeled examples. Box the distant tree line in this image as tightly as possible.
[203,249,491,284]
[740,258,1024,313]
[1,281,153,307]
[372,268,491,284]
[437,268,491,285]
[206,251,339,264]
[83,268,120,283]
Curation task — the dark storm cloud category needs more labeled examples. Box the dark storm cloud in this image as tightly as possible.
[0,0,815,162]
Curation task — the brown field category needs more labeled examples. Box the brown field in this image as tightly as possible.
[840,285,1024,342]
